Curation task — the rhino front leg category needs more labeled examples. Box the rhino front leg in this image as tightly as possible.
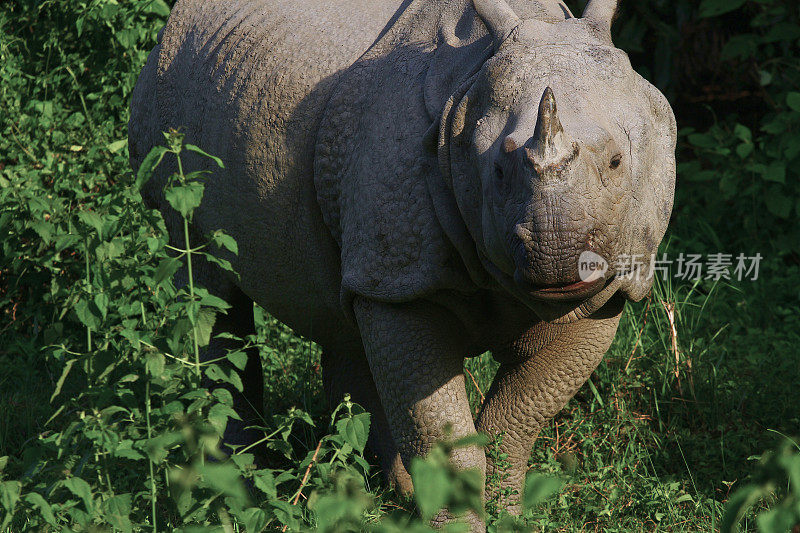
[476,303,623,513]
[353,298,486,531]
[321,347,413,494]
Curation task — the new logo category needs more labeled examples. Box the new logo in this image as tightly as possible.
[578,251,608,282]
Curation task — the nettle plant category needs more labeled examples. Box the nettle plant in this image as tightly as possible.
[0,132,378,532]
[721,438,800,533]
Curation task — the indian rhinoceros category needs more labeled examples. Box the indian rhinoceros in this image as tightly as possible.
[129,0,676,525]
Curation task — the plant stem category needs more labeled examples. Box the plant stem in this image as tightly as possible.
[184,216,201,384]
[282,439,324,532]
[85,236,92,382]
[146,379,157,533]
[176,153,202,384]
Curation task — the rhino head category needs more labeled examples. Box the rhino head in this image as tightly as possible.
[437,0,676,321]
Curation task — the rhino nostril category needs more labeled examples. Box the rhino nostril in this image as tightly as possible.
[494,162,504,181]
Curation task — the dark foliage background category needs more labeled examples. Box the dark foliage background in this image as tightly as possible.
[0,0,798,530]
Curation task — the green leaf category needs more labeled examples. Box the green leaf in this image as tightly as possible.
[144,0,171,17]
[721,34,758,60]
[113,441,145,460]
[153,257,182,286]
[195,288,231,310]
[135,146,169,189]
[208,403,240,436]
[687,133,718,149]
[787,92,800,113]
[107,138,128,154]
[210,230,238,255]
[204,253,237,275]
[720,484,764,533]
[145,352,165,378]
[253,470,277,499]
[785,453,800,493]
[785,136,800,161]
[205,365,243,392]
[140,432,182,463]
[271,499,301,530]
[213,388,235,406]
[764,23,800,43]
[337,412,371,453]
[231,453,255,471]
[63,477,94,513]
[164,182,205,218]
[733,124,752,143]
[197,463,248,504]
[410,457,450,520]
[77,210,105,239]
[185,144,225,168]
[698,0,746,18]
[0,481,21,514]
[75,299,102,330]
[766,188,793,218]
[736,143,753,159]
[50,359,78,402]
[453,432,490,449]
[23,492,56,526]
[522,474,562,510]
[114,28,138,48]
[226,350,248,371]
[238,507,268,533]
[94,292,109,319]
[756,508,798,533]
[30,221,54,244]
[103,494,132,533]
[762,162,786,184]
[195,308,217,347]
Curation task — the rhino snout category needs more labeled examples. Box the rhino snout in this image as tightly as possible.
[511,229,611,299]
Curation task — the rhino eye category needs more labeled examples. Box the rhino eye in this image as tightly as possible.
[609,154,622,170]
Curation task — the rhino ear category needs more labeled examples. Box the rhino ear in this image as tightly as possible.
[474,0,520,51]
[582,0,619,42]
[436,72,482,186]
[423,2,496,125]
[423,0,518,155]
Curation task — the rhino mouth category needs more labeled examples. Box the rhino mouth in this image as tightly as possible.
[526,276,607,302]
[480,249,624,322]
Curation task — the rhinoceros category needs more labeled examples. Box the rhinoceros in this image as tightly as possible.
[129,0,676,524]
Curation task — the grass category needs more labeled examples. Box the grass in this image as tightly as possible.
[1,0,799,531]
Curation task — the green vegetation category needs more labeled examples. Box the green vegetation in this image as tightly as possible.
[1,0,798,530]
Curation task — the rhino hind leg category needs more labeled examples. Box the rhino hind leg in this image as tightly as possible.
[321,348,413,495]
[202,287,266,453]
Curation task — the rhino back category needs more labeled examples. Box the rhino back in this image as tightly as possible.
[129,0,405,346]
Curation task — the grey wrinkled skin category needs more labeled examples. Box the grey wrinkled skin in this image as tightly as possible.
[129,0,676,528]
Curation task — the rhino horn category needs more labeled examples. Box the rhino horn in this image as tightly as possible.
[582,0,619,41]
[474,0,520,50]
[524,87,578,175]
